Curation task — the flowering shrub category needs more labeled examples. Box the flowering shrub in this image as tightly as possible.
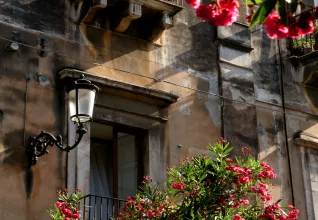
[188,0,239,26]
[186,0,318,39]
[116,139,299,219]
[48,189,84,220]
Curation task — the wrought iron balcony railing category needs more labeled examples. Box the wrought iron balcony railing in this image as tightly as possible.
[159,0,184,7]
[80,194,126,220]
[290,8,318,57]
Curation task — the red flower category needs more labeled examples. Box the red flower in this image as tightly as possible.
[297,11,315,35]
[146,210,155,218]
[172,183,185,190]
[196,0,239,26]
[263,11,289,39]
[61,208,72,218]
[226,158,233,163]
[186,0,201,8]
[288,205,295,209]
[233,214,245,220]
[287,209,299,219]
[288,23,303,38]
[238,176,251,184]
[196,4,214,21]
[55,201,66,208]
[71,213,81,219]
[266,194,273,201]
[279,215,287,220]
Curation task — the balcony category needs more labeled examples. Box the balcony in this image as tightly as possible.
[80,194,126,220]
[289,8,318,57]
[68,0,184,41]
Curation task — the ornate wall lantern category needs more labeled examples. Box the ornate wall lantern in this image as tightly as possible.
[25,75,99,167]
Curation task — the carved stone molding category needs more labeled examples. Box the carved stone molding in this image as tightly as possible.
[66,0,183,41]
[114,1,143,33]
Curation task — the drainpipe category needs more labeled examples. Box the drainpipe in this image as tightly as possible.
[277,39,295,206]
[216,28,224,138]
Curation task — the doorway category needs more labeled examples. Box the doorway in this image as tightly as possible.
[90,122,146,200]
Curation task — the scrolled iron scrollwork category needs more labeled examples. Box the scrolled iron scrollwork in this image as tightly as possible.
[26,124,87,167]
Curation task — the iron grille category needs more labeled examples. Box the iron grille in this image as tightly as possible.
[290,8,318,56]
[158,0,184,7]
[80,194,126,220]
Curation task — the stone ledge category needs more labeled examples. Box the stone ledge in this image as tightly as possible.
[288,51,318,67]
[294,133,318,150]
[59,69,179,106]
[218,38,253,53]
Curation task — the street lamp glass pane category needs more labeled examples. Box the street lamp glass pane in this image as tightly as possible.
[69,89,96,123]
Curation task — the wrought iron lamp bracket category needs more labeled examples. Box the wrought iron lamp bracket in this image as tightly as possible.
[26,123,87,167]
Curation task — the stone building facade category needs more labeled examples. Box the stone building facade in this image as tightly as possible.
[0,0,317,219]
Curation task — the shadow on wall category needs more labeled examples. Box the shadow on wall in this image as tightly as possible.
[302,66,318,114]
[0,0,66,35]
[146,22,218,87]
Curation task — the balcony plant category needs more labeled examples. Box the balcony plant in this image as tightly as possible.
[313,23,318,51]
[116,139,299,219]
[48,189,84,220]
[292,36,315,55]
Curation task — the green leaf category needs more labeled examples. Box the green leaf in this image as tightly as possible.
[290,0,298,13]
[246,0,263,4]
[223,147,233,155]
[249,0,277,28]
[249,4,263,28]
[278,0,288,25]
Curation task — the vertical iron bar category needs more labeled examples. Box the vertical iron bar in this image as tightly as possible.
[94,196,97,220]
[106,197,109,219]
[76,87,79,122]
[88,196,91,220]
[100,197,102,220]
[83,196,86,220]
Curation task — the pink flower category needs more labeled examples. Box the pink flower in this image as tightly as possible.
[259,188,267,196]
[279,215,287,220]
[186,0,201,8]
[241,199,249,206]
[258,183,269,190]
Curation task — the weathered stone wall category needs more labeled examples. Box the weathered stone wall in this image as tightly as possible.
[283,51,318,219]
[0,0,317,219]
[0,1,222,219]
